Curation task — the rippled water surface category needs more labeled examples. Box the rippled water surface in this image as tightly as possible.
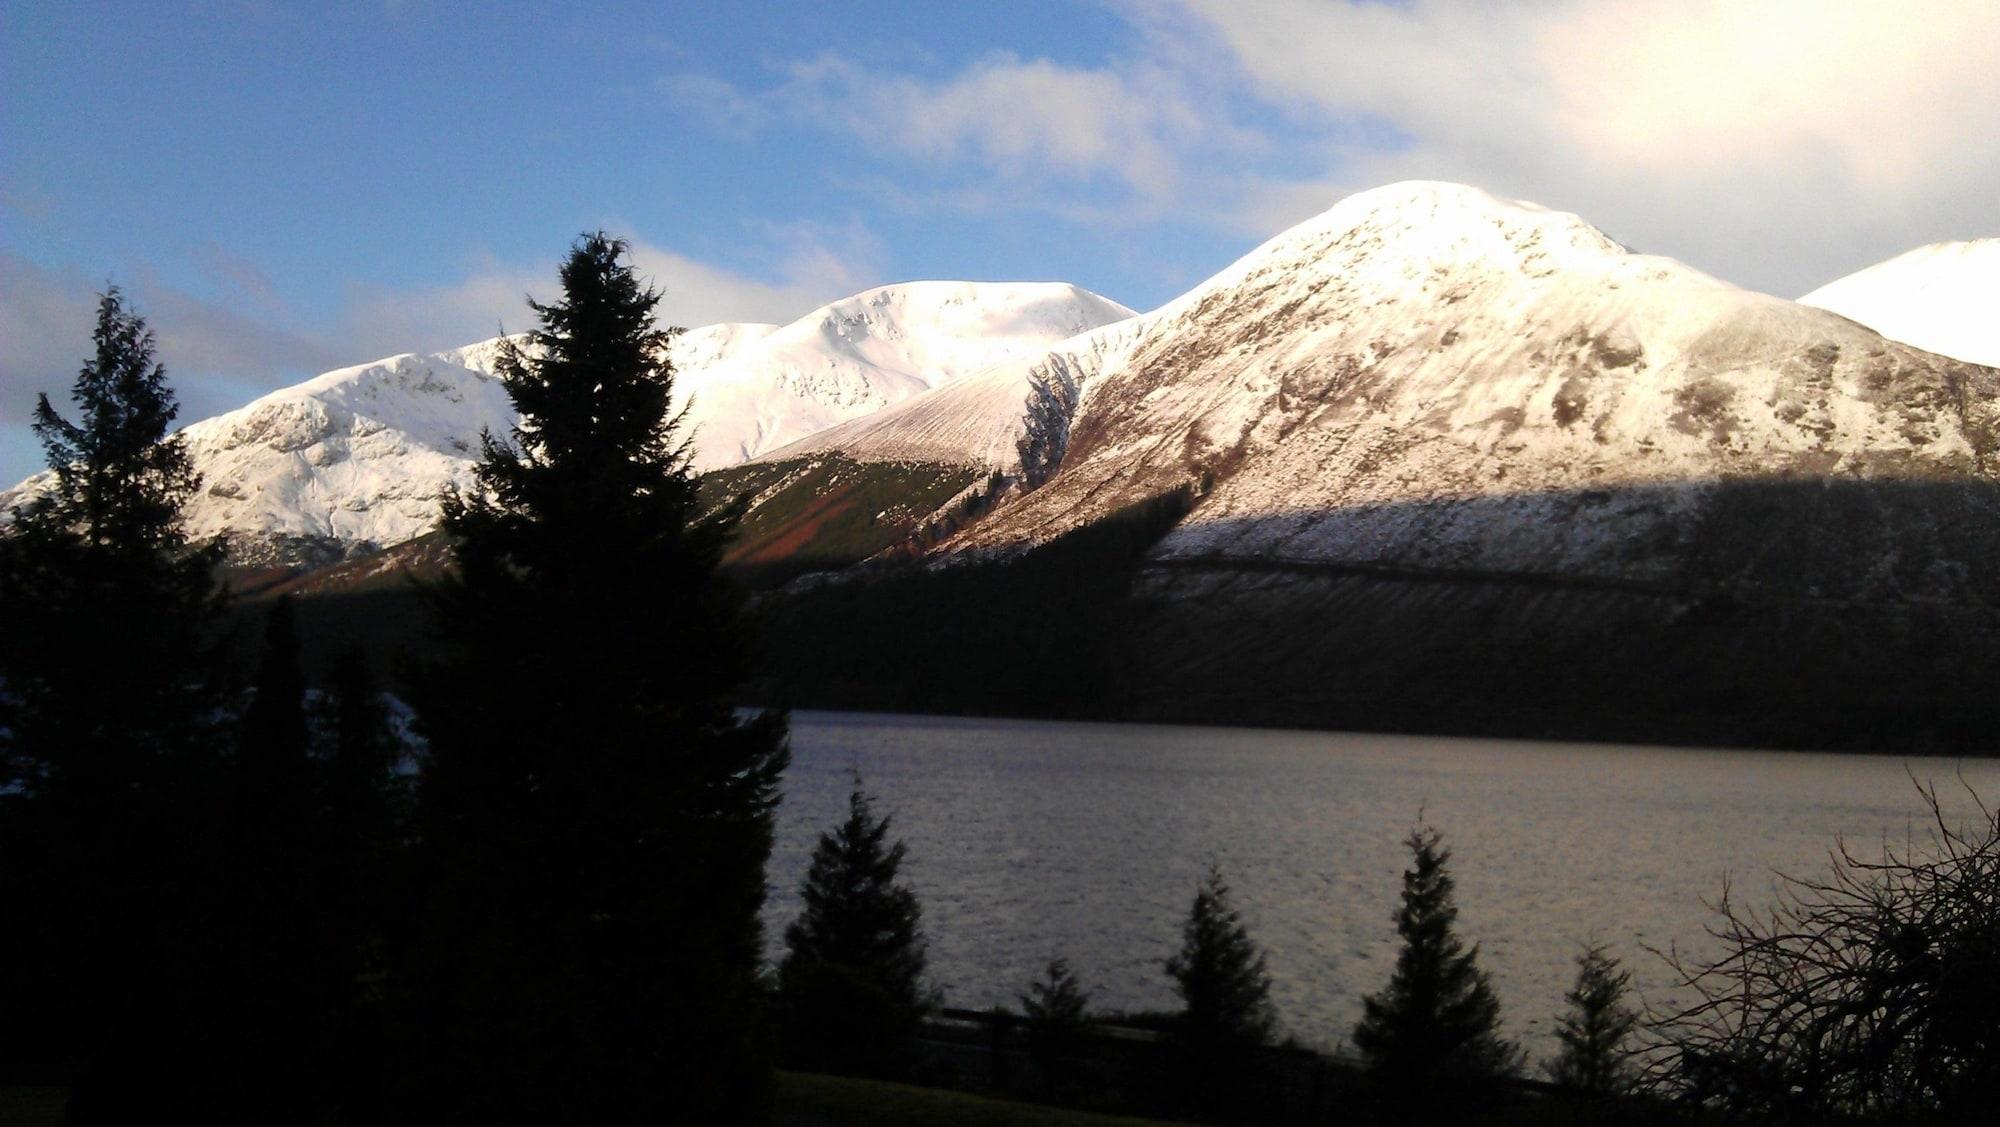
[763,711,1999,1054]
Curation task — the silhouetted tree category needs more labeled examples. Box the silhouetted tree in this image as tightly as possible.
[1355,825,1520,1120]
[1163,864,1274,1120]
[1020,956,1092,1098]
[153,596,325,1123]
[1649,781,2000,1124]
[1167,864,1276,1052]
[778,781,931,1077]
[1547,942,1638,1097]
[0,288,224,1097]
[314,647,405,1124]
[395,233,787,1126]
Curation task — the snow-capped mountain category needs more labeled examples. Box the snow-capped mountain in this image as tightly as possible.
[674,281,1133,471]
[1799,239,2000,367]
[743,181,1999,750]
[757,312,1152,475]
[927,182,1997,605]
[1,281,1133,554]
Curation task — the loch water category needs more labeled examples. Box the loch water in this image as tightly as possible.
[764,710,1999,1054]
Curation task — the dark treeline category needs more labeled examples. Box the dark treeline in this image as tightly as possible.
[752,486,1197,721]
[5,256,1996,1127]
[1,241,788,1125]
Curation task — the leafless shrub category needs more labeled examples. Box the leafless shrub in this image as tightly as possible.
[1645,778,2000,1125]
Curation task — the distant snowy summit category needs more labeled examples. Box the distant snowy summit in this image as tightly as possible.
[1,280,1134,553]
[1799,239,2000,367]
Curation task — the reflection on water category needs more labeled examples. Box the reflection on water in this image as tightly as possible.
[763,710,1998,1054]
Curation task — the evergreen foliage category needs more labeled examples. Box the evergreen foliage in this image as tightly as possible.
[1165,864,1276,1051]
[396,233,788,1125]
[155,597,326,1122]
[1547,942,1638,1096]
[757,486,1195,719]
[314,647,405,1125]
[1163,864,1275,1122]
[1354,826,1521,1114]
[779,781,932,1077]
[0,288,224,1085]
[1020,957,1093,1097]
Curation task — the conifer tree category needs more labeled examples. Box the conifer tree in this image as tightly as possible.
[0,288,222,1080]
[1163,864,1275,1121]
[1020,957,1092,1097]
[778,782,932,1077]
[149,596,325,1122]
[1546,942,1638,1096]
[397,233,787,1125]
[315,647,404,1125]
[1355,825,1521,1116]
[1,287,220,790]
[1166,864,1276,1052]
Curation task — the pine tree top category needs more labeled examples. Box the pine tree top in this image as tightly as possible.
[1354,824,1521,1084]
[1166,864,1276,1048]
[782,784,928,1003]
[24,286,202,557]
[1021,957,1091,1027]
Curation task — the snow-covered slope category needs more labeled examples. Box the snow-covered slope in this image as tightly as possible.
[946,182,1998,603]
[2,281,1132,552]
[1799,239,2000,367]
[673,281,1133,470]
[756,313,1152,473]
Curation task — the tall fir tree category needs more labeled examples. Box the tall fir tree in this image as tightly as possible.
[0,288,223,1083]
[778,781,932,1077]
[1546,942,1638,1097]
[1354,826,1521,1119]
[396,233,788,1126]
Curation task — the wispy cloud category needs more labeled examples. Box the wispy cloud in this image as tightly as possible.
[666,44,1276,219]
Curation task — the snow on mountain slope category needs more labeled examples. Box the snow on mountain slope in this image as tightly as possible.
[951,182,1999,602]
[175,351,521,546]
[2,281,1132,553]
[756,313,1152,473]
[1799,239,2000,367]
[671,281,1133,470]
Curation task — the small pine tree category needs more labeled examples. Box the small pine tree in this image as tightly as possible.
[1355,825,1521,1115]
[1547,942,1638,1097]
[778,781,932,1077]
[1166,864,1276,1051]
[1021,957,1092,1096]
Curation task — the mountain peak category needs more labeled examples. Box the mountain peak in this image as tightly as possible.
[1800,238,2000,366]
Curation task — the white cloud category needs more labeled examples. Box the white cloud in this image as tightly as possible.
[668,1,1998,296]
[1168,0,2000,294]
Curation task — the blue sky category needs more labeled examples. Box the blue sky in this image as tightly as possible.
[6,1,1997,484]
